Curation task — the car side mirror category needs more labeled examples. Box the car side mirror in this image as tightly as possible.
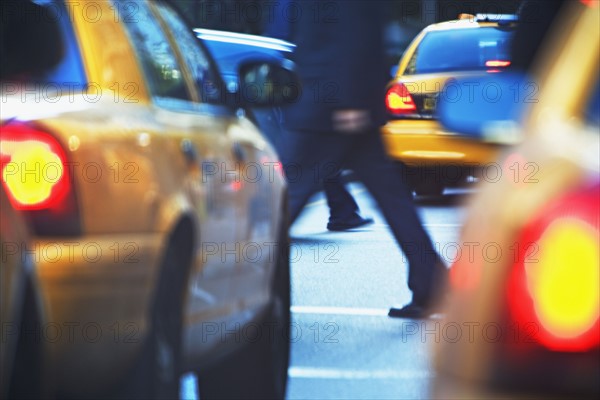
[437,73,536,144]
[237,61,300,107]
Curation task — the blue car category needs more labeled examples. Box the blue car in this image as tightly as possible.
[197,28,295,151]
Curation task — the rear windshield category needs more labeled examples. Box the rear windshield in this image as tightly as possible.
[41,1,87,88]
[404,27,513,75]
[1,0,87,89]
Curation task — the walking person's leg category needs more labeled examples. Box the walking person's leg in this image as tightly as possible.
[324,173,373,231]
[279,130,348,224]
[347,131,447,317]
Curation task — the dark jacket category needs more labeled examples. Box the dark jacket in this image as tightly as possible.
[284,1,388,133]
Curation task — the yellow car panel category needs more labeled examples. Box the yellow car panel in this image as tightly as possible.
[383,123,499,165]
[71,1,150,103]
[34,234,163,392]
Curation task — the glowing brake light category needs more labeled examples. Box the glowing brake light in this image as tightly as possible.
[580,0,599,8]
[507,184,600,352]
[1,123,70,210]
[485,60,511,68]
[529,220,599,340]
[385,83,417,115]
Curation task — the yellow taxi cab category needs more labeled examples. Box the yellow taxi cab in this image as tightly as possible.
[382,13,516,195]
[433,1,599,398]
[0,186,45,399]
[0,0,294,398]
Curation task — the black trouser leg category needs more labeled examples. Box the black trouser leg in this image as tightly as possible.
[348,132,441,303]
[280,131,346,224]
[323,171,362,222]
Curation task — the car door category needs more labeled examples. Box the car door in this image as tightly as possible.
[115,0,245,330]
[151,0,283,354]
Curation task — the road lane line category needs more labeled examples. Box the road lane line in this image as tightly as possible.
[291,306,389,316]
[423,223,462,227]
[288,367,432,380]
[340,223,461,228]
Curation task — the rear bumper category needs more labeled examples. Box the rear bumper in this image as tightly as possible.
[381,120,500,167]
[32,233,164,395]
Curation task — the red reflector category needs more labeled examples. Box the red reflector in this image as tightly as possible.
[385,83,417,115]
[1,123,71,210]
[580,0,599,8]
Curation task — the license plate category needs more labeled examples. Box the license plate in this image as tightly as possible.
[424,97,437,111]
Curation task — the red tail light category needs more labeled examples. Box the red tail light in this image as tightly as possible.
[1,122,80,235]
[385,83,417,115]
[1,123,70,210]
[580,0,599,8]
[507,183,600,352]
[485,60,511,68]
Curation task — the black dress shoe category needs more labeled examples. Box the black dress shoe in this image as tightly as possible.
[389,261,450,319]
[388,300,443,319]
[327,216,374,231]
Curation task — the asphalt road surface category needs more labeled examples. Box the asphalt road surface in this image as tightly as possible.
[181,183,470,400]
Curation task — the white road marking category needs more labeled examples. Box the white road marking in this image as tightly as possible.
[370,223,461,228]
[291,305,445,320]
[288,367,432,380]
[423,223,462,228]
[291,305,389,316]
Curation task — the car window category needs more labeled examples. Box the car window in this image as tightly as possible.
[114,0,190,102]
[154,2,223,103]
[405,27,513,75]
[2,0,86,88]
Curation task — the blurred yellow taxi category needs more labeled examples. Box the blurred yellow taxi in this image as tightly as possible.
[434,1,599,398]
[382,13,516,195]
[0,0,293,398]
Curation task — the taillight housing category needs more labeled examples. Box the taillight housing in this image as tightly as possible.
[1,121,80,236]
[385,82,417,116]
[506,182,599,352]
[481,183,600,395]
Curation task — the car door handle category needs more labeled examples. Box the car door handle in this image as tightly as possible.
[181,139,197,163]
